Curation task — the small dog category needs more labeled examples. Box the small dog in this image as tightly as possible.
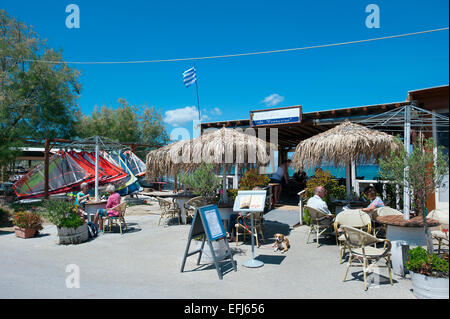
[272,233,290,253]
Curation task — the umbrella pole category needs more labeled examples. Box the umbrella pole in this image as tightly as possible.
[346,162,352,201]
[221,165,228,204]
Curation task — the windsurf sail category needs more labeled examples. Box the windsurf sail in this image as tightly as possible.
[102,150,143,196]
[123,150,146,177]
[13,151,93,199]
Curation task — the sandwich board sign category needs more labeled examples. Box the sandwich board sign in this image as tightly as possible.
[180,204,237,280]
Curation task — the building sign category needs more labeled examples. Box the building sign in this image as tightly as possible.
[250,105,302,126]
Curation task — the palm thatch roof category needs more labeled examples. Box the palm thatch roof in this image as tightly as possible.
[146,127,275,180]
[291,120,398,170]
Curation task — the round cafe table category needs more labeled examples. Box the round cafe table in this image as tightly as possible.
[376,215,440,277]
[84,200,107,222]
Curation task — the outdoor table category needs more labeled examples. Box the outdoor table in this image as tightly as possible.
[376,215,440,277]
[84,200,107,222]
[147,181,167,191]
[217,206,234,230]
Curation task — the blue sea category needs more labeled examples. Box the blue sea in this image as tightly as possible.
[224,164,381,180]
[289,164,381,180]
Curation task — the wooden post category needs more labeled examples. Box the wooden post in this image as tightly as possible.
[174,173,178,193]
[44,139,50,199]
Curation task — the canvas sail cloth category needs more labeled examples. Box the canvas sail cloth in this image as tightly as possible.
[13,151,93,199]
[13,150,133,199]
[69,151,129,186]
[123,150,146,177]
[101,150,143,195]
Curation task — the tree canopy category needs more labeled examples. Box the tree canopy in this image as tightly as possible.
[74,98,169,159]
[0,9,81,167]
[1,9,169,173]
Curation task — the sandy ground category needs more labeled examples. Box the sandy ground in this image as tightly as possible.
[0,197,423,299]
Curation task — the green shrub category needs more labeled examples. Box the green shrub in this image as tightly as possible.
[181,163,221,203]
[305,168,346,212]
[0,206,11,224]
[43,200,84,229]
[227,189,239,201]
[239,169,270,190]
[406,246,449,278]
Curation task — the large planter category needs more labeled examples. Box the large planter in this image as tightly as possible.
[14,226,36,239]
[410,271,449,299]
[57,224,89,245]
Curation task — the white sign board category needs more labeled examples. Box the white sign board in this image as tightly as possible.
[233,190,267,214]
[251,106,301,126]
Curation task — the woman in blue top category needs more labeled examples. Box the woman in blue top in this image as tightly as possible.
[362,186,384,213]
[75,183,91,218]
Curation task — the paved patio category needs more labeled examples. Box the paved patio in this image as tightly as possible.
[0,203,416,299]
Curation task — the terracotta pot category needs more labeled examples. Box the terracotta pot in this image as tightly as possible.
[14,226,36,239]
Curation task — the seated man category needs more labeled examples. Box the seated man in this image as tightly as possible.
[306,186,333,218]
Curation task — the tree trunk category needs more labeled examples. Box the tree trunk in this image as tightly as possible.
[421,200,434,254]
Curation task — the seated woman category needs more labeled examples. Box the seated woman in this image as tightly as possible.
[361,186,384,214]
[75,182,91,219]
[94,184,121,231]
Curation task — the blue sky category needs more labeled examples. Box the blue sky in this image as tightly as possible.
[2,0,449,140]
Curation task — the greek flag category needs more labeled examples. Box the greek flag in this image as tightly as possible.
[183,67,197,87]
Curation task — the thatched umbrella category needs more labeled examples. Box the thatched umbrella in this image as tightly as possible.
[291,120,398,200]
[146,127,275,202]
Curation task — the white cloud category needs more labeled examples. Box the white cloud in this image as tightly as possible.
[211,107,222,116]
[262,93,284,107]
[164,106,200,126]
[202,107,222,116]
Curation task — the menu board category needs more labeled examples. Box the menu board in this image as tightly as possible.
[233,190,267,213]
[181,204,236,280]
[199,205,226,242]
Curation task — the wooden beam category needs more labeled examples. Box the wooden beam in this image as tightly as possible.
[44,139,50,200]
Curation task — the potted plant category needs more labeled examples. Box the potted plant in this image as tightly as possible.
[406,246,449,299]
[43,200,88,245]
[379,137,449,252]
[12,210,43,239]
[181,162,221,205]
[181,163,229,259]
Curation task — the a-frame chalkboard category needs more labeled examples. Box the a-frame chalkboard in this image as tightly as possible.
[180,204,237,280]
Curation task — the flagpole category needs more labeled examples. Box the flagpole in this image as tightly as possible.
[194,63,201,121]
